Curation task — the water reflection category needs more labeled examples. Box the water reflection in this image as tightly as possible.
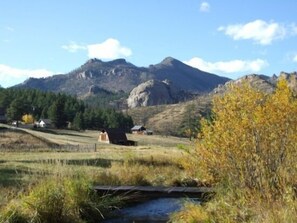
[103,198,200,223]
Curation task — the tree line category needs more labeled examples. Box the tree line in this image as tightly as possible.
[0,88,133,131]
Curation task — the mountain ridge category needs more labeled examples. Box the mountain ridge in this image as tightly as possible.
[212,71,297,95]
[15,57,230,97]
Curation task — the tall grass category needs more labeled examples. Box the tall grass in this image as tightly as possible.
[0,145,189,222]
[92,154,185,186]
[0,174,124,223]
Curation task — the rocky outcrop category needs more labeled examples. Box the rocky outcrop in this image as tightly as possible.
[127,79,191,108]
[279,71,297,93]
[212,72,297,95]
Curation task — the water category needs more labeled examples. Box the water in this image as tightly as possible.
[103,198,200,223]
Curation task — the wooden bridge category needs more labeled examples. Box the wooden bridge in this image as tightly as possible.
[93,185,214,200]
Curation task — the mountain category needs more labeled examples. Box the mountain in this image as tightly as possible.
[148,57,230,92]
[16,57,230,97]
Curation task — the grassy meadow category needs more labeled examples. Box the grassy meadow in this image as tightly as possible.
[0,124,193,222]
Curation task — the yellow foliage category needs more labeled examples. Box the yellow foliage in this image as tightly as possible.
[175,80,297,222]
[170,202,210,223]
[194,78,297,195]
[22,114,34,124]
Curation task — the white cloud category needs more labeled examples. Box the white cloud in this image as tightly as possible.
[0,64,55,87]
[62,38,132,60]
[0,64,54,79]
[218,20,287,45]
[293,54,297,63]
[184,57,268,74]
[62,41,86,53]
[200,2,210,12]
[87,38,132,59]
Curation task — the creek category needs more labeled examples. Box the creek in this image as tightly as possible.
[103,197,200,223]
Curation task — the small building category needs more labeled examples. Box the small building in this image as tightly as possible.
[131,125,146,134]
[98,128,128,145]
[0,108,6,123]
[38,119,52,128]
[131,125,153,135]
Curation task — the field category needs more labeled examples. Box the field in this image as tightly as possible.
[0,124,193,217]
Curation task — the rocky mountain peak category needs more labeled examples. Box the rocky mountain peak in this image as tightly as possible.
[279,71,297,79]
[85,58,103,65]
[158,56,185,67]
[106,58,129,66]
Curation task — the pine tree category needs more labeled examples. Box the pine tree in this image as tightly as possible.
[6,98,28,126]
[72,112,84,130]
[48,98,66,128]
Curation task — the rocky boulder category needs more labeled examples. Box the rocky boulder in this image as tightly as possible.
[127,79,191,108]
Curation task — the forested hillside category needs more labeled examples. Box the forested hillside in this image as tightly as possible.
[0,88,133,131]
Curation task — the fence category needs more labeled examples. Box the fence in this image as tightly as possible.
[0,144,99,152]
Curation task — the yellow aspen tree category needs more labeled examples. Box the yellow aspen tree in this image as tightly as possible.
[193,79,297,196]
[22,114,34,124]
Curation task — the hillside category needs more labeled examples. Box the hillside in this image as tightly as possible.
[15,57,230,97]
[126,95,212,136]
[127,72,297,136]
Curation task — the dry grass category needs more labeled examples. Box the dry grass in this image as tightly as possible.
[1,124,191,148]
[0,128,54,150]
[0,125,191,213]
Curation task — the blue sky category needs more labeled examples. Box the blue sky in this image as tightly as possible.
[1,0,296,87]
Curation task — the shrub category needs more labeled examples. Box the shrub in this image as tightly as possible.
[191,79,297,196]
[176,79,297,222]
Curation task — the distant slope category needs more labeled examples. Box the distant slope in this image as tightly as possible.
[15,57,230,97]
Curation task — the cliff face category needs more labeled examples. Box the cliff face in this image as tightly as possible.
[127,79,191,108]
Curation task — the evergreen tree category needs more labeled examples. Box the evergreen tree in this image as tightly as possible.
[48,98,66,128]
[72,112,84,130]
[6,98,28,126]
